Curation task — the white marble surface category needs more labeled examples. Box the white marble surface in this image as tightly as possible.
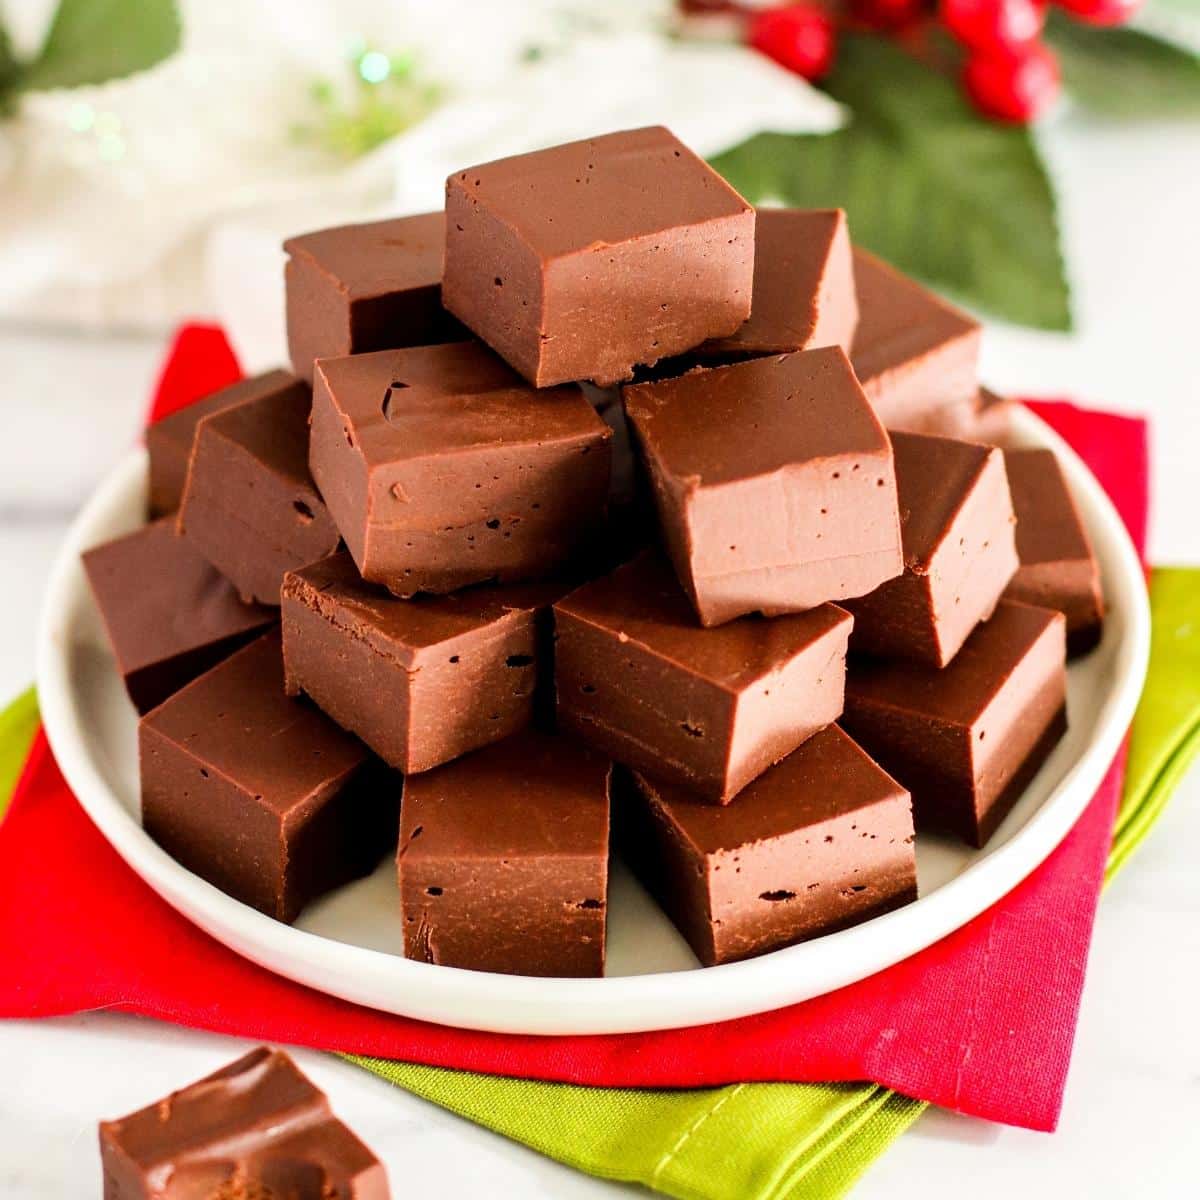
[1,109,1199,1197]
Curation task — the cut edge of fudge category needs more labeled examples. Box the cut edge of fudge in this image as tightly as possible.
[615,725,917,966]
[99,1046,388,1198]
[397,730,611,977]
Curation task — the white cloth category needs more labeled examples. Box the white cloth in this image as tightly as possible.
[0,0,840,366]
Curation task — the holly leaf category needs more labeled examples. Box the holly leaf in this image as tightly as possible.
[20,0,181,91]
[710,34,1071,332]
[1047,12,1200,117]
[0,22,18,116]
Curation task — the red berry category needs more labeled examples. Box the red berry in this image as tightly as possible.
[1052,0,1140,25]
[849,0,928,31]
[963,42,1060,122]
[749,5,838,81]
[941,0,1045,53]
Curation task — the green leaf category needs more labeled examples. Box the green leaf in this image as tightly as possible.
[20,0,181,91]
[710,34,1071,332]
[0,22,18,117]
[1047,12,1200,117]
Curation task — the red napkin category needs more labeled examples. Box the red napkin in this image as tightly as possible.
[0,326,1149,1133]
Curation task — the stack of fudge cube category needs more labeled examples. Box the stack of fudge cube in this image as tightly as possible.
[83,127,1105,977]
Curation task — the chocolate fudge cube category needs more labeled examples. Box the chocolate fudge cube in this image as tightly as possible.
[850,248,982,432]
[285,212,463,384]
[309,342,611,597]
[554,551,853,803]
[1003,448,1105,656]
[83,518,276,714]
[443,126,755,387]
[178,372,340,605]
[139,631,397,921]
[398,730,610,977]
[843,600,1068,847]
[99,1046,389,1199]
[282,552,569,772]
[617,726,917,967]
[693,208,858,363]
[844,432,1018,667]
[624,346,903,627]
[145,370,292,518]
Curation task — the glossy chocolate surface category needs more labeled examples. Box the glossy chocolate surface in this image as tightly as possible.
[99,1046,389,1199]
[282,552,569,772]
[843,600,1068,847]
[145,371,293,519]
[695,207,857,361]
[310,341,611,596]
[1003,448,1105,656]
[845,431,1018,667]
[443,126,754,386]
[850,248,981,432]
[624,346,903,626]
[284,212,463,383]
[139,631,397,922]
[178,372,340,606]
[83,518,276,714]
[398,730,610,976]
[617,726,916,966]
[554,550,853,803]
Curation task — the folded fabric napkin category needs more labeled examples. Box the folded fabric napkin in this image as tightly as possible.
[2,325,1193,1200]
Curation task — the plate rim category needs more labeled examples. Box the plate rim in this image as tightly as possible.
[35,407,1151,1035]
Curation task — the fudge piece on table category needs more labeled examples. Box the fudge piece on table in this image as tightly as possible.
[1003,447,1105,656]
[285,212,463,383]
[145,370,292,518]
[282,552,570,772]
[844,431,1018,667]
[554,550,853,804]
[850,248,982,433]
[310,342,610,597]
[99,1046,389,1199]
[140,631,397,922]
[178,372,340,606]
[692,207,858,364]
[397,730,610,977]
[624,346,903,626]
[843,600,1068,848]
[83,517,276,714]
[617,726,917,967]
[443,126,755,387]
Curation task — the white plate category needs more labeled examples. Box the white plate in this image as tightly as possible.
[36,408,1149,1035]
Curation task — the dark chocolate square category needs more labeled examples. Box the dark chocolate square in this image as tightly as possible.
[145,370,293,518]
[83,517,276,713]
[178,372,340,605]
[285,211,464,383]
[99,1046,389,1198]
[617,726,917,966]
[843,600,1068,847]
[844,431,1018,667]
[398,730,610,977]
[309,342,611,596]
[554,550,853,803]
[624,346,903,626]
[1003,448,1105,656]
[282,552,571,772]
[443,126,755,387]
[850,248,981,432]
[139,631,397,921]
[693,207,858,363]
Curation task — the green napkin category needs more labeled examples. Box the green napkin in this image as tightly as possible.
[2,569,1196,1200]
[1108,568,1200,881]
